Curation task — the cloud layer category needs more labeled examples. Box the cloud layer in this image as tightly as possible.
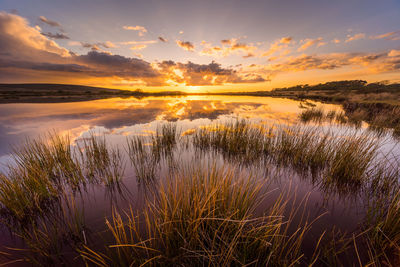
[1,11,400,88]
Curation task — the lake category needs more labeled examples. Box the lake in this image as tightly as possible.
[0,95,398,266]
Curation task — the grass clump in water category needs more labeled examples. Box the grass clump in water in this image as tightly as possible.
[365,160,400,265]
[2,193,88,266]
[127,136,158,182]
[193,120,266,163]
[151,123,179,161]
[0,134,124,222]
[77,134,125,186]
[300,107,324,123]
[325,134,379,188]
[79,164,318,266]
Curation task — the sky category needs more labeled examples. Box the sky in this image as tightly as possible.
[0,0,400,92]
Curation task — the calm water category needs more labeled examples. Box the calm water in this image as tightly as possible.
[0,95,398,265]
[0,95,341,160]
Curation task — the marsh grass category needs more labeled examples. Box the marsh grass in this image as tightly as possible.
[193,120,381,193]
[79,164,322,266]
[364,191,400,266]
[0,134,124,222]
[1,192,87,266]
[270,126,334,174]
[325,134,379,188]
[365,162,400,266]
[299,107,359,127]
[77,135,125,186]
[0,120,399,266]
[193,121,266,164]
[126,123,179,183]
[300,107,324,122]
[127,136,158,183]
[151,123,179,160]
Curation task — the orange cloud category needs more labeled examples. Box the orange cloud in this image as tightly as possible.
[279,37,293,44]
[262,37,293,57]
[2,11,399,89]
[130,44,147,50]
[0,11,70,60]
[297,37,325,52]
[388,50,400,57]
[123,25,147,36]
[176,40,195,51]
[157,60,266,86]
[267,51,400,75]
[119,40,157,45]
[200,38,257,57]
[370,31,400,41]
[345,33,365,43]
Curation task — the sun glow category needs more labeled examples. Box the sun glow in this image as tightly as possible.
[186,86,201,92]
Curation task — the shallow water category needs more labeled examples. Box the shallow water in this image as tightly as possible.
[0,95,398,265]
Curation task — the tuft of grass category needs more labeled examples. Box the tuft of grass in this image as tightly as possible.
[300,107,324,123]
[325,134,379,188]
[77,134,125,186]
[299,107,359,127]
[0,134,125,222]
[79,164,320,266]
[2,192,87,266]
[193,120,266,163]
[270,126,334,174]
[335,111,348,124]
[193,121,381,192]
[127,136,158,182]
[151,123,179,161]
[365,177,400,265]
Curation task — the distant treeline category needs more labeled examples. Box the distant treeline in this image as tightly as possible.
[272,80,400,93]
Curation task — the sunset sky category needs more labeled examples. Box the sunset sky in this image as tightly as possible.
[0,0,400,92]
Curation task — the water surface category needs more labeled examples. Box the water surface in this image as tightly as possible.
[0,95,397,265]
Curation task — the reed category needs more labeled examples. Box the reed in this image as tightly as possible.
[325,133,379,187]
[79,164,318,266]
[365,183,400,265]
[193,120,266,163]
[77,135,125,186]
[0,121,398,265]
[299,107,355,126]
[127,136,158,182]
[2,192,87,266]
[151,123,179,160]
[299,107,324,122]
[193,121,380,190]
[0,134,125,222]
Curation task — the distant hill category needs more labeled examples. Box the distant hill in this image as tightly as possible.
[0,83,187,103]
[0,83,126,93]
